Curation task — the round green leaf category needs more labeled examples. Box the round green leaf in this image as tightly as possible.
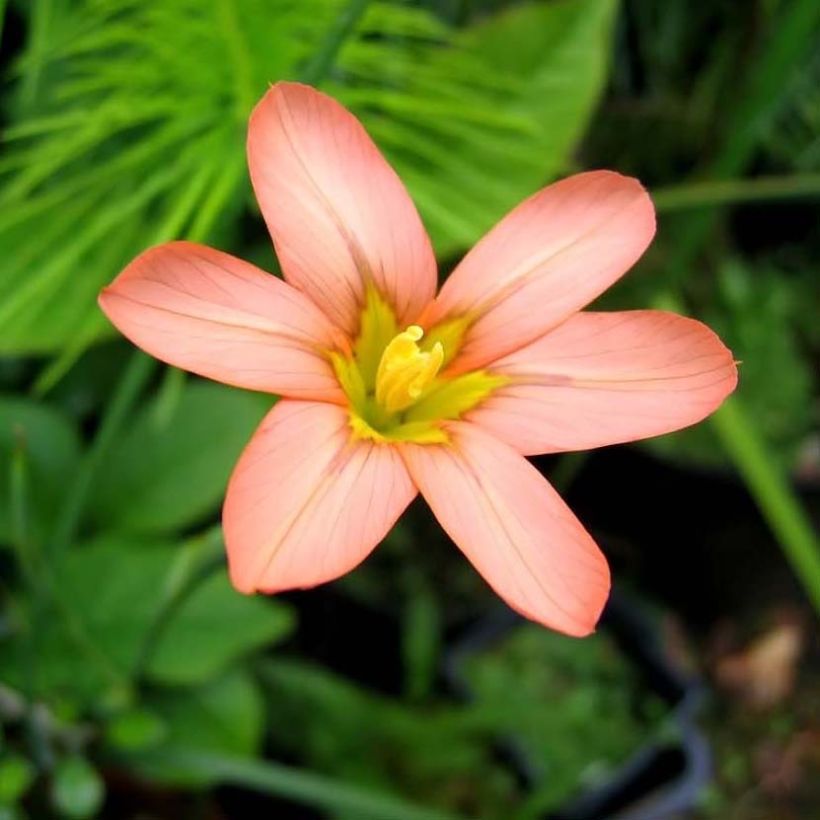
[50,757,104,820]
[0,754,35,805]
[105,708,167,752]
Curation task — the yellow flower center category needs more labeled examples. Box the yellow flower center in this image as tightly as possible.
[375,326,444,414]
[329,287,507,444]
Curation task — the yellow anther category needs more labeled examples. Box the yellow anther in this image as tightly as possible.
[375,325,444,414]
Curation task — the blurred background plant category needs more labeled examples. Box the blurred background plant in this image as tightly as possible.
[0,0,818,818]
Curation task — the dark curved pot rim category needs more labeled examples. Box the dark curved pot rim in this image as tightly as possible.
[443,587,712,820]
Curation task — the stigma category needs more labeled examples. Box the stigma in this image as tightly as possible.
[375,326,444,414]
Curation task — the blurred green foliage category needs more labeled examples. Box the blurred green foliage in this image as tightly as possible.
[258,621,666,820]
[0,534,293,700]
[0,0,818,818]
[135,669,267,787]
[262,658,521,816]
[0,755,35,806]
[462,626,666,815]
[49,756,103,820]
[90,381,272,535]
[0,395,81,545]
[647,261,816,472]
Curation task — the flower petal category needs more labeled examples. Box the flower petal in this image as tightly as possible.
[224,400,416,594]
[247,82,437,336]
[424,171,655,372]
[400,423,610,636]
[99,242,344,401]
[470,311,738,455]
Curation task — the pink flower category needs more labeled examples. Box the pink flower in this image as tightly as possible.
[99,83,737,637]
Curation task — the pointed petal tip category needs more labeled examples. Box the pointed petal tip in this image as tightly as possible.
[226,555,257,596]
[509,604,606,638]
[401,423,613,639]
[247,80,436,333]
[582,168,655,202]
[97,241,344,401]
[97,286,112,312]
[474,310,740,455]
[501,559,610,638]
[594,168,657,237]
[431,169,658,372]
[517,560,611,637]
[248,81,302,126]
[226,540,323,597]
[553,168,657,226]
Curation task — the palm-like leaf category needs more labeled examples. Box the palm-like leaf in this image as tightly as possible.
[0,0,615,354]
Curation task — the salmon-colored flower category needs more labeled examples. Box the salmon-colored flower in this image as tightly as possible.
[99,83,737,636]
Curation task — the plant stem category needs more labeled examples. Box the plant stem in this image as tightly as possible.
[710,400,820,612]
[50,351,156,555]
[648,0,820,617]
[549,451,589,494]
[132,527,225,681]
[401,566,440,702]
[9,432,117,757]
[654,293,820,614]
[668,0,820,277]
[33,312,108,396]
[9,434,52,767]
[136,750,469,820]
[19,0,52,108]
[9,431,30,557]
[218,0,255,119]
[653,173,820,212]
[300,0,371,85]
[0,0,7,46]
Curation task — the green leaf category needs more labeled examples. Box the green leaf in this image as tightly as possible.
[0,533,293,704]
[50,757,104,820]
[146,571,294,685]
[53,537,171,676]
[0,396,81,547]
[0,0,614,353]
[354,0,617,254]
[135,750,469,820]
[0,754,35,805]
[135,669,265,786]
[0,0,337,355]
[0,536,294,704]
[258,659,512,817]
[0,536,170,701]
[91,381,270,534]
[401,574,440,701]
[105,708,167,752]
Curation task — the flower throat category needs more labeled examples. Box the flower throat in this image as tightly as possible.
[330,287,507,444]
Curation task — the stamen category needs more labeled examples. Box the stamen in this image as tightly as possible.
[375,326,444,414]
